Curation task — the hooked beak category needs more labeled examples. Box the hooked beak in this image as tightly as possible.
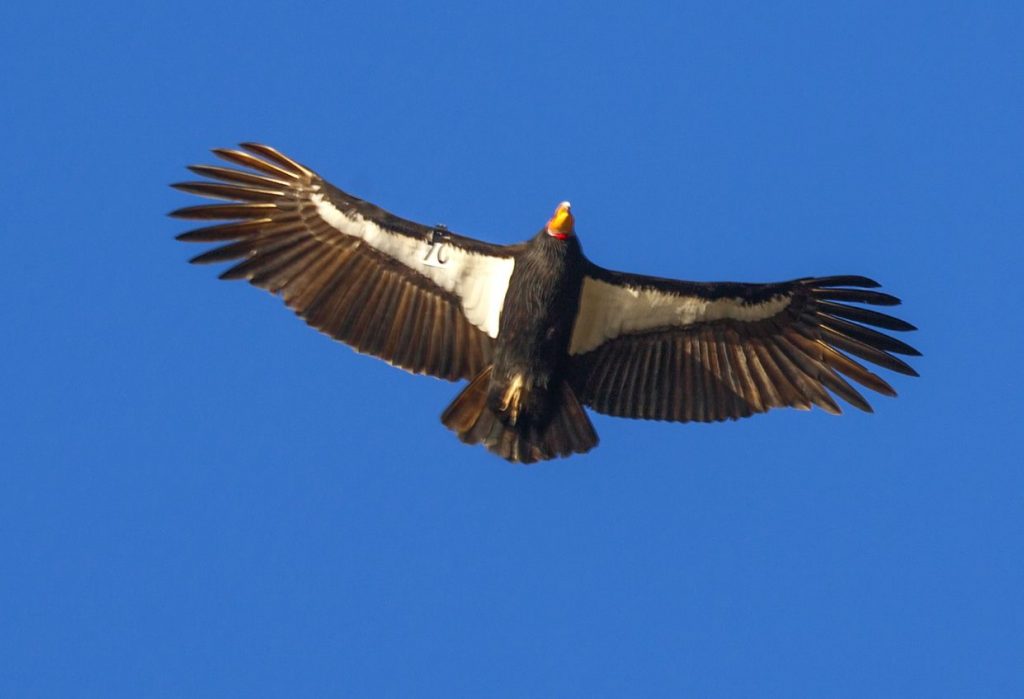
[546,201,574,239]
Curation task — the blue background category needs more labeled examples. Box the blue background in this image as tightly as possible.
[2,2,1021,696]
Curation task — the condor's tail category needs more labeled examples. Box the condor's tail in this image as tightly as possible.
[441,367,598,463]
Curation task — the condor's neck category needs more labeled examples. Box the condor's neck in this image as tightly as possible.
[514,231,586,293]
[532,228,583,262]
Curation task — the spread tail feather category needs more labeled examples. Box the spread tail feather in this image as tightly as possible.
[441,367,598,464]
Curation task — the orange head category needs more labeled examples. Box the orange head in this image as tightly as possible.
[546,201,574,240]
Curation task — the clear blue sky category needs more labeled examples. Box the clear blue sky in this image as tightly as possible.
[2,1,1021,696]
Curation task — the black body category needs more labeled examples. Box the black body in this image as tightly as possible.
[488,232,585,426]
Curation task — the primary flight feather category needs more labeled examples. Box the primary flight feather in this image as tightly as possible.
[172,143,920,463]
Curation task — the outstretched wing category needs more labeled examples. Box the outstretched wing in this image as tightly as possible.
[171,143,519,380]
[569,267,920,421]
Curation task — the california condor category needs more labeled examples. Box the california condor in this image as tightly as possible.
[172,144,919,463]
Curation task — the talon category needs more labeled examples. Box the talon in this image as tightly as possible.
[500,375,526,425]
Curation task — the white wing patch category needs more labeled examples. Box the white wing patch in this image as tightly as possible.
[312,191,514,338]
[570,276,792,355]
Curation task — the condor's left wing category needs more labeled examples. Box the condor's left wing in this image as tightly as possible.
[568,267,920,422]
[172,143,519,380]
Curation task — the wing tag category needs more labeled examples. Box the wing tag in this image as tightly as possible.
[423,225,451,268]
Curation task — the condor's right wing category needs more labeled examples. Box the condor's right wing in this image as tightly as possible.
[172,143,521,380]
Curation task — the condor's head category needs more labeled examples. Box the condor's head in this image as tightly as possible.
[545,201,575,240]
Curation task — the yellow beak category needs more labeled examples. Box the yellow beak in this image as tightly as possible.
[546,202,574,238]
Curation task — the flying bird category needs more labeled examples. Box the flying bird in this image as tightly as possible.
[172,144,919,463]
